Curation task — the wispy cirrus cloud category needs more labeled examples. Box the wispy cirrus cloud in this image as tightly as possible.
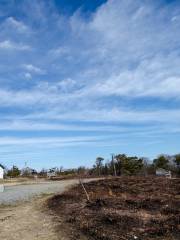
[0,136,106,146]
[3,17,29,33]
[22,64,45,75]
[0,0,180,167]
[0,40,31,51]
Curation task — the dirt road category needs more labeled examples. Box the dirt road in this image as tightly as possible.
[0,179,95,240]
[0,196,61,240]
[0,179,81,204]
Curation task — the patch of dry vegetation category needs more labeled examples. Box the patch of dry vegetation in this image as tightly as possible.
[48,177,180,240]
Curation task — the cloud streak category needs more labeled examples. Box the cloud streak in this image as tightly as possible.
[0,40,31,51]
[0,0,180,167]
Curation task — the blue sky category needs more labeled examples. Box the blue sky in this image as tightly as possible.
[0,0,180,170]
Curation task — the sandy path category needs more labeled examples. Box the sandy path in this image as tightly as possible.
[0,196,65,240]
[0,179,99,240]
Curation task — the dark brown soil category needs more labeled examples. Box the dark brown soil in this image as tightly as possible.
[48,177,180,240]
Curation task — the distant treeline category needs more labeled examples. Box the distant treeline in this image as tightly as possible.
[91,154,180,176]
[2,153,180,178]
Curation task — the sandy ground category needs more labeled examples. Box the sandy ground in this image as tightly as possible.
[0,195,66,240]
[0,179,99,240]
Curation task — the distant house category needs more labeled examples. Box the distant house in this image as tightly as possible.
[156,168,171,178]
[47,172,57,178]
[0,164,5,179]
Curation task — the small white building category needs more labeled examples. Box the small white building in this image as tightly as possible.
[0,164,5,179]
[47,171,57,179]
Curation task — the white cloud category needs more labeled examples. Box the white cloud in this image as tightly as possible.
[22,64,45,74]
[0,119,160,133]
[24,72,32,79]
[87,55,180,98]
[0,78,179,126]
[0,135,110,147]
[57,78,76,92]
[49,46,70,58]
[40,108,180,124]
[4,17,29,32]
[0,40,31,51]
[58,0,180,103]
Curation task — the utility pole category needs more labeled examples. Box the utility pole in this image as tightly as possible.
[111,154,117,177]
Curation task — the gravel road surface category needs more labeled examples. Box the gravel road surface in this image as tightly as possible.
[0,179,83,204]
